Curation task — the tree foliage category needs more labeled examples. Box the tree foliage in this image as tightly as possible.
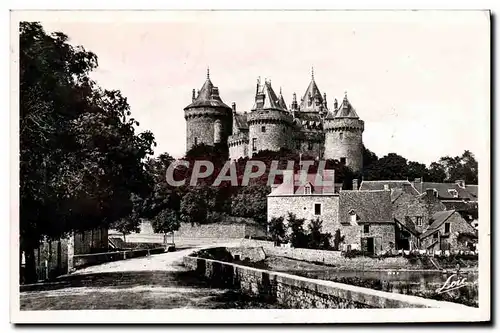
[20,22,155,282]
[268,216,286,245]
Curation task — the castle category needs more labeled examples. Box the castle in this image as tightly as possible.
[184,69,365,173]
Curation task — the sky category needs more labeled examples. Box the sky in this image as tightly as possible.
[37,10,490,165]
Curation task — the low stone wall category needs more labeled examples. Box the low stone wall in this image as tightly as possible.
[72,248,165,270]
[184,256,469,309]
[226,247,266,262]
[239,239,409,270]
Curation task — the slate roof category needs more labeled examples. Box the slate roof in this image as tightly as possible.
[184,76,232,110]
[232,112,249,133]
[299,78,326,112]
[339,190,393,224]
[252,80,286,111]
[268,172,338,196]
[359,180,420,195]
[278,89,288,110]
[413,182,477,201]
[333,94,359,118]
[420,210,455,239]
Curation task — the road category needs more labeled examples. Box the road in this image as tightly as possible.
[20,242,278,310]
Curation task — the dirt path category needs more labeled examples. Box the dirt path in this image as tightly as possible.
[20,241,277,310]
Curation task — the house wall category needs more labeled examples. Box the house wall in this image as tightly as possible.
[421,212,477,251]
[267,195,340,237]
[393,192,445,234]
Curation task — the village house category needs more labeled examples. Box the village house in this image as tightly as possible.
[391,188,447,250]
[338,189,395,255]
[419,210,478,252]
[267,170,341,237]
[268,173,395,255]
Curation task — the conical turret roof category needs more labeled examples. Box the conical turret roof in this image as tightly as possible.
[252,79,286,111]
[334,93,359,118]
[278,87,288,110]
[299,68,326,112]
[184,69,231,110]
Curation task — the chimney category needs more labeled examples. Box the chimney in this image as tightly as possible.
[231,102,236,112]
[426,188,437,197]
[334,98,338,110]
[352,179,358,191]
[455,180,465,188]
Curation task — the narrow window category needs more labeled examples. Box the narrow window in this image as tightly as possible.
[340,157,346,164]
[304,186,311,195]
[433,233,438,239]
[416,216,423,227]
[339,132,343,140]
[363,225,370,234]
[261,126,266,133]
[445,222,450,233]
[252,138,257,152]
[314,203,321,215]
[308,142,313,150]
[194,137,198,146]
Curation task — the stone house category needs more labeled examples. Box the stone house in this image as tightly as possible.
[419,210,478,252]
[267,171,340,237]
[338,190,395,255]
[391,188,447,250]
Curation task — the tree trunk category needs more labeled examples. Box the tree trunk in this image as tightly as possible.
[123,233,126,244]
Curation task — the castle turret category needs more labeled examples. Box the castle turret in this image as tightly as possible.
[247,78,294,157]
[324,92,364,173]
[184,68,233,152]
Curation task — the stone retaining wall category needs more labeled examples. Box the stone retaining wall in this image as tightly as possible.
[72,248,165,270]
[183,256,469,309]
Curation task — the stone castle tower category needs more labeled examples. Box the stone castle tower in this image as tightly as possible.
[324,93,364,173]
[185,69,364,174]
[184,69,233,152]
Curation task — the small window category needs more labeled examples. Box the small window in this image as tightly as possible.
[416,216,423,227]
[363,225,370,234]
[340,157,346,164]
[433,233,438,239]
[308,142,313,150]
[304,186,311,195]
[448,189,458,198]
[252,138,257,152]
[339,132,343,140]
[194,137,198,146]
[445,222,450,234]
[261,126,266,133]
[384,184,390,191]
[314,203,321,215]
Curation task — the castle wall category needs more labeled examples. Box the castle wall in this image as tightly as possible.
[324,119,364,173]
[247,111,294,157]
[185,107,232,152]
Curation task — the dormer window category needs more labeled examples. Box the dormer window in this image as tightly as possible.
[304,184,312,195]
[448,189,458,198]
[349,210,357,224]
[384,184,390,191]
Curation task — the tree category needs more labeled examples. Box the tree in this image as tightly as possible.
[332,229,345,251]
[268,216,286,245]
[307,218,332,250]
[362,145,379,170]
[231,185,271,226]
[427,162,447,182]
[407,161,428,181]
[363,153,409,180]
[20,22,155,282]
[287,213,308,248]
[112,216,141,243]
[180,189,209,225]
[151,208,181,244]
